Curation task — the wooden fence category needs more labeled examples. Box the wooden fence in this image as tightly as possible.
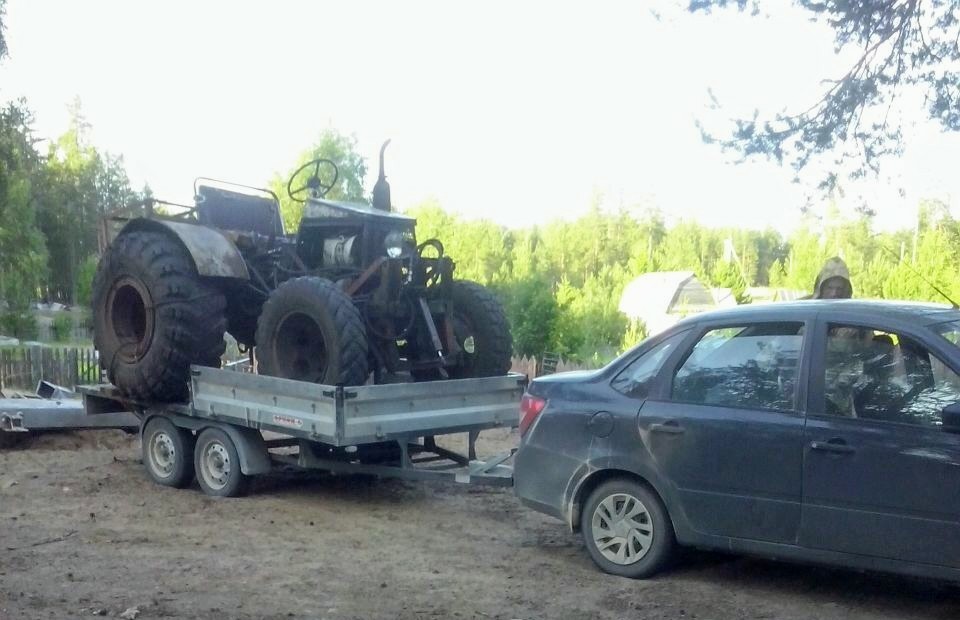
[0,347,592,393]
[510,355,594,378]
[0,346,102,392]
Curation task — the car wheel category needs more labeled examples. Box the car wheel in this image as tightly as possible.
[581,478,676,578]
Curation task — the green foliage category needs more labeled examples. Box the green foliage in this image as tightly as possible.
[271,129,368,232]
[75,255,98,307]
[711,260,751,304]
[621,319,648,353]
[0,311,37,340]
[410,198,960,363]
[37,99,137,303]
[495,277,558,358]
[0,101,49,310]
[51,314,73,342]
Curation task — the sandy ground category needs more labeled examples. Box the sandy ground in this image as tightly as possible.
[1,429,958,620]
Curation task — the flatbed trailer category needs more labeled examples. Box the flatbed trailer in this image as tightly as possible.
[76,367,526,496]
[0,384,139,448]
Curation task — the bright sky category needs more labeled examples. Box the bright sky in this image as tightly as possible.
[2,0,960,233]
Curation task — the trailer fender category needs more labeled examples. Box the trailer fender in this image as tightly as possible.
[117,218,249,280]
[142,413,271,475]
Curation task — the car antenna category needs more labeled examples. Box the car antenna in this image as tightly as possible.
[372,139,392,212]
[877,244,959,309]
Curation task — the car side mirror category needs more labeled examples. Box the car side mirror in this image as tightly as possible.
[942,403,960,433]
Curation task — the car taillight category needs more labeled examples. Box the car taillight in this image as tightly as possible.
[519,394,547,436]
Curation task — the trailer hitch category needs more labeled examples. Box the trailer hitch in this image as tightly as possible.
[0,412,27,433]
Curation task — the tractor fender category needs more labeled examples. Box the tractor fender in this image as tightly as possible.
[142,412,272,475]
[118,218,249,280]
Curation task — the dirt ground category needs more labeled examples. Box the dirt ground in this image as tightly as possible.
[1,429,958,620]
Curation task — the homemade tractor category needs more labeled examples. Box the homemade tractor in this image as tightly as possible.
[92,142,512,401]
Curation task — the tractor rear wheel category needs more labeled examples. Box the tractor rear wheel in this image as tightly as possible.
[92,231,227,401]
[447,280,512,379]
[255,276,369,386]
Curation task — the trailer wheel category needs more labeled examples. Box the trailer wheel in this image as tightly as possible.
[194,427,250,497]
[142,417,195,488]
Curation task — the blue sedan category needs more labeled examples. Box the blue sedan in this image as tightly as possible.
[514,300,960,581]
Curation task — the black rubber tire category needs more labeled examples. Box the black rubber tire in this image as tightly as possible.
[447,280,512,379]
[141,417,195,488]
[581,478,677,579]
[194,427,250,497]
[92,231,227,401]
[255,276,369,386]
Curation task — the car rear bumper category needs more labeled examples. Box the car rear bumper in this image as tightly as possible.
[513,442,581,525]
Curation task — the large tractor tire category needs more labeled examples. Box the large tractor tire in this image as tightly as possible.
[447,280,512,379]
[92,231,227,401]
[255,276,369,386]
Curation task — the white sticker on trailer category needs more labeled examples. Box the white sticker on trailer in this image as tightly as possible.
[273,414,303,429]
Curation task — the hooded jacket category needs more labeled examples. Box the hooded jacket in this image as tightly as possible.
[811,257,853,299]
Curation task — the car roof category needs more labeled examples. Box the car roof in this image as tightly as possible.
[673,300,960,328]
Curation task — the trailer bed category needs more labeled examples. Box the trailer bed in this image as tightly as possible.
[77,367,527,494]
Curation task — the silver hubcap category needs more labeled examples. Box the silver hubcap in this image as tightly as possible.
[200,442,231,490]
[148,431,177,477]
[592,492,654,565]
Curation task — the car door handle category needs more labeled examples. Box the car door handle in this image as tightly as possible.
[810,439,856,455]
[650,421,685,435]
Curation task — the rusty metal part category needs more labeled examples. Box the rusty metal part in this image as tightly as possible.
[346,257,388,296]
[118,219,249,279]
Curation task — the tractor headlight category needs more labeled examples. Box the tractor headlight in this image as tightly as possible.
[384,230,405,258]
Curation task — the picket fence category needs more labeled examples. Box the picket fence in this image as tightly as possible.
[510,355,593,378]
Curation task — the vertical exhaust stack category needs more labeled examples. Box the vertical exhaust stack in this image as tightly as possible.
[372,139,392,212]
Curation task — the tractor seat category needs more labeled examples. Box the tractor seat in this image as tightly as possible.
[195,185,284,237]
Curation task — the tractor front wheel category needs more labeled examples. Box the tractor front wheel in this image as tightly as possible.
[446,281,512,379]
[254,277,369,386]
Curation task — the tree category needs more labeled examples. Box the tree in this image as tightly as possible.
[37,99,136,303]
[692,1,960,189]
[271,129,368,231]
[0,100,48,325]
[0,0,8,60]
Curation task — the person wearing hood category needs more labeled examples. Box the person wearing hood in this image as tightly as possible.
[809,257,853,299]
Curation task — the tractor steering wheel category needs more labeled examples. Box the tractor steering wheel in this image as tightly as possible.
[286,158,339,203]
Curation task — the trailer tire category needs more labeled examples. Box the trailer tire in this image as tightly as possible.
[255,276,369,386]
[194,427,250,497]
[142,417,195,488]
[447,281,512,379]
[92,231,227,401]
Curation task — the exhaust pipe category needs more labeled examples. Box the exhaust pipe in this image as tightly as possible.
[372,139,392,212]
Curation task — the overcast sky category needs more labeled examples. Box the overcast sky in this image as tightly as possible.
[2,0,959,232]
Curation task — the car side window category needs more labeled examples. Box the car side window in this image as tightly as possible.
[822,324,960,427]
[671,322,804,412]
[611,332,687,399]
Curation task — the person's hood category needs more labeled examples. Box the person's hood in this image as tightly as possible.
[813,257,853,299]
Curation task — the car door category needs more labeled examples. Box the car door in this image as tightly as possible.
[799,318,960,568]
[636,319,809,544]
